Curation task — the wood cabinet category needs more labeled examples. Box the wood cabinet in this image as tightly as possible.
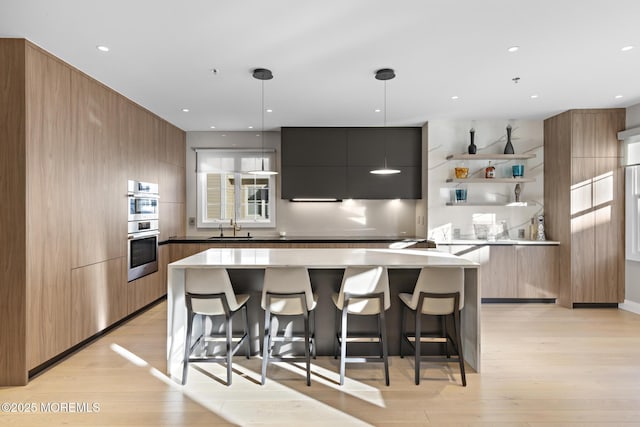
[281,127,421,199]
[0,39,186,384]
[516,246,559,298]
[71,258,127,345]
[544,109,625,306]
[1,40,28,385]
[440,244,558,299]
[24,44,73,370]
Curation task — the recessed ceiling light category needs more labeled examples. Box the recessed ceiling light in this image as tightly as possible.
[266,109,273,113]
[181,108,189,113]
[210,68,219,75]
[530,94,539,99]
[96,45,110,52]
[210,126,216,129]
[507,46,520,52]
[374,109,381,113]
[451,96,459,100]
[615,94,623,99]
[621,45,634,52]
[248,126,254,129]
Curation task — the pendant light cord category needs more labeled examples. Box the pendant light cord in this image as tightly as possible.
[383,79,388,166]
[261,78,265,171]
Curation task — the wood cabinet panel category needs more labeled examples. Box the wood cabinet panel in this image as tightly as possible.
[571,112,596,158]
[159,202,185,241]
[120,100,158,184]
[165,122,186,167]
[594,110,625,158]
[71,72,126,268]
[159,161,185,203]
[71,258,127,345]
[128,271,165,314]
[0,39,28,385]
[481,246,517,298]
[516,246,558,298]
[593,157,623,302]
[25,45,73,369]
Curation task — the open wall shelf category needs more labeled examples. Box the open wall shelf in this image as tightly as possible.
[446,153,536,161]
[446,177,535,183]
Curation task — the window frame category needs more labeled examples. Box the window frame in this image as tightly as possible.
[626,165,640,261]
[195,148,276,229]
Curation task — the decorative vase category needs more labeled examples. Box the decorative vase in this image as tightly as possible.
[468,128,477,154]
[504,124,515,154]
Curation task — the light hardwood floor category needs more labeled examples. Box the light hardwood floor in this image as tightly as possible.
[2,301,640,426]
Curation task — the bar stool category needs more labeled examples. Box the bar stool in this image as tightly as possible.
[399,267,466,386]
[182,268,250,386]
[261,267,318,386]
[332,266,390,386]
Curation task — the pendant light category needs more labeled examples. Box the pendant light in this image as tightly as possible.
[370,68,400,175]
[248,68,278,176]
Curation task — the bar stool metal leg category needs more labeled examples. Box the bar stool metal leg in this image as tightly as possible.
[339,307,348,386]
[261,308,271,385]
[379,309,389,386]
[182,311,195,385]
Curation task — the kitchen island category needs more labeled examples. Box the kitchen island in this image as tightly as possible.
[167,247,480,384]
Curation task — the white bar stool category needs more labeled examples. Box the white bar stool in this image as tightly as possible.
[332,266,390,386]
[399,267,466,386]
[182,268,250,386]
[261,267,318,386]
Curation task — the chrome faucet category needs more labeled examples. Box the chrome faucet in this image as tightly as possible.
[219,223,224,237]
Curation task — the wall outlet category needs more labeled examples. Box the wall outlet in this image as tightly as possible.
[188,217,195,227]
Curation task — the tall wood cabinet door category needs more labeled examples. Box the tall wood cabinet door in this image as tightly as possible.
[25,45,73,368]
[571,158,596,302]
[594,110,625,158]
[593,158,623,302]
[516,246,558,298]
[71,72,126,268]
[571,112,597,158]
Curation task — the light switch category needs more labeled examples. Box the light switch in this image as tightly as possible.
[188,217,195,226]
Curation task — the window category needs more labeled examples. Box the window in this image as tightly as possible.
[626,165,640,261]
[196,149,276,228]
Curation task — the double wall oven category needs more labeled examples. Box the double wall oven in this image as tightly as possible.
[127,180,160,282]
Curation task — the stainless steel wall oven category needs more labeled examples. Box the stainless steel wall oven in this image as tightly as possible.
[127,180,159,282]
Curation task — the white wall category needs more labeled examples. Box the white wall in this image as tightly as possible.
[623,104,640,312]
[427,120,544,241]
[186,131,418,237]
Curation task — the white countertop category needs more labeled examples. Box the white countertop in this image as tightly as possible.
[435,239,560,246]
[168,247,479,269]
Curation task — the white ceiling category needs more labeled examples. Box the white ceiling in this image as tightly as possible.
[2,0,639,131]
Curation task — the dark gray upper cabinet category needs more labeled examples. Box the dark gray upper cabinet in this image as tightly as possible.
[281,127,421,199]
[347,128,421,167]
[281,128,347,165]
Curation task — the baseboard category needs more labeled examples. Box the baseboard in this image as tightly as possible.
[572,302,618,309]
[482,298,556,304]
[619,299,640,315]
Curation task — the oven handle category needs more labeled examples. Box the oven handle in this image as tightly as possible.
[127,192,160,199]
[128,230,160,240]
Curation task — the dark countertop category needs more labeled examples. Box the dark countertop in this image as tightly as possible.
[161,235,435,247]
